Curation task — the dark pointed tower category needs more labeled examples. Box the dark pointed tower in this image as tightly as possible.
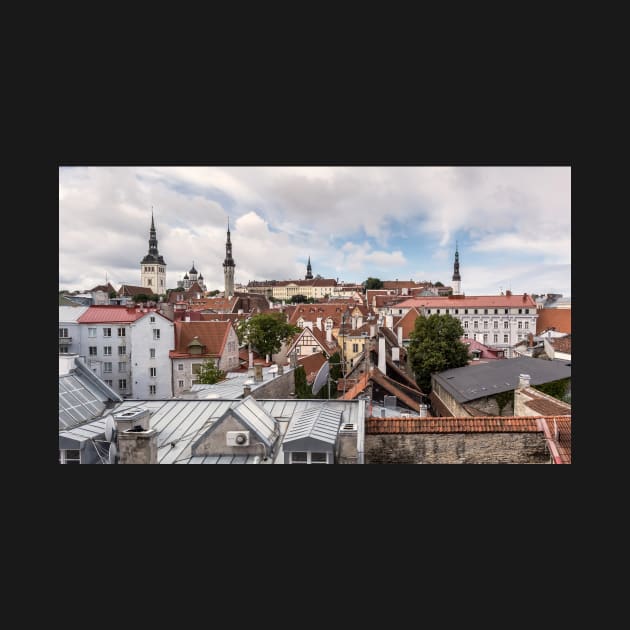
[223,217,235,297]
[141,208,167,292]
[305,256,313,280]
[452,241,461,295]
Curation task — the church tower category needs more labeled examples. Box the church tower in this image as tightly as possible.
[452,242,462,296]
[223,218,235,297]
[305,256,313,280]
[140,208,167,293]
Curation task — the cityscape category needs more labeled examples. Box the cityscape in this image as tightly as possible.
[59,166,571,464]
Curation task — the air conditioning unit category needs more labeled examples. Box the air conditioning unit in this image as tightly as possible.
[226,430,250,446]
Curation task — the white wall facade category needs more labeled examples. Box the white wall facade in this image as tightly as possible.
[130,313,174,399]
[59,306,88,355]
[141,263,166,294]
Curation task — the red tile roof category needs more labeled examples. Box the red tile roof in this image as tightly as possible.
[549,334,572,354]
[288,304,352,327]
[297,352,328,384]
[396,308,421,339]
[520,387,572,416]
[169,321,233,358]
[396,294,538,309]
[536,308,571,334]
[77,306,150,323]
[366,416,543,433]
[118,284,154,297]
[538,417,572,463]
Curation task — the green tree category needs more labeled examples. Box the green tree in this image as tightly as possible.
[407,314,470,392]
[363,277,384,290]
[236,313,300,362]
[132,293,158,303]
[434,281,444,287]
[290,294,309,304]
[197,360,226,384]
[208,289,220,296]
[109,291,118,299]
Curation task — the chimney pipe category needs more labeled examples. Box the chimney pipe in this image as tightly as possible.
[518,373,530,389]
[397,325,403,346]
[326,327,332,343]
[254,364,263,382]
[243,384,252,397]
[370,324,376,338]
[378,336,386,373]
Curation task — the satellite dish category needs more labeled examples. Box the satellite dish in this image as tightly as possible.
[108,442,118,465]
[311,361,330,395]
[105,416,117,443]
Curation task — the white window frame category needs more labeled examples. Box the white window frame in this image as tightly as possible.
[103,327,112,337]
[118,379,127,390]
[59,449,81,464]
[153,329,161,340]
[117,327,126,337]
[118,362,127,373]
[89,346,98,356]
[178,363,184,371]
[178,380,184,389]
[88,327,97,338]
[290,451,329,464]
[118,346,126,355]
[104,362,112,373]
[150,367,157,377]
[103,346,112,356]
[59,327,69,338]
[503,334,509,343]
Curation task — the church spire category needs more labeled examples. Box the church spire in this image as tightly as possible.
[142,207,165,265]
[223,217,235,297]
[305,255,313,280]
[451,241,462,295]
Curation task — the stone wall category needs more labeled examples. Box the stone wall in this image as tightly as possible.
[251,369,295,400]
[365,432,548,464]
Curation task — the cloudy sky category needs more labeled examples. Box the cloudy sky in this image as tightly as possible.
[59,166,571,297]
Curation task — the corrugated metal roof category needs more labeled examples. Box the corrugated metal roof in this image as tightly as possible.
[176,454,260,464]
[284,406,342,445]
[59,417,108,442]
[229,396,278,447]
[59,374,107,429]
[77,306,147,323]
[433,356,571,403]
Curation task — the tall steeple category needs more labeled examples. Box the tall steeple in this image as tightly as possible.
[452,241,462,295]
[305,255,313,280]
[223,217,235,297]
[141,207,167,292]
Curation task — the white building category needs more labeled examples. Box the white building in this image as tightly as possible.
[59,305,88,355]
[77,306,174,399]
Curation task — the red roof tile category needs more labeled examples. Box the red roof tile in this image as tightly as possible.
[366,416,544,434]
[169,321,233,358]
[77,306,150,323]
[297,353,328,384]
[536,308,571,334]
[396,294,538,309]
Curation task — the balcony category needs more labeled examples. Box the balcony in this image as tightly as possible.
[59,337,72,344]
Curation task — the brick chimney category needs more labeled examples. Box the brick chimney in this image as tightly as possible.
[254,364,263,382]
[506,290,512,297]
[528,332,534,347]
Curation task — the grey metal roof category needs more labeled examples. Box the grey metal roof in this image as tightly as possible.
[175,454,261,464]
[433,356,572,404]
[183,366,296,399]
[283,406,342,445]
[59,398,365,464]
[228,396,278,447]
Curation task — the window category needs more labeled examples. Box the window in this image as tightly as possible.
[103,327,111,337]
[399,309,403,315]
[150,348,156,358]
[494,321,499,329]
[525,308,529,314]
[59,345,69,353]
[426,309,431,314]
[105,380,113,387]
[483,334,488,343]
[483,321,488,329]
[473,334,477,341]
[103,346,112,356]
[150,316,155,323]
[192,364,202,375]
[352,343,359,353]
[463,333,469,339]
[150,367,157,377]
[484,309,488,314]
[524,321,529,329]
[504,309,508,314]
[504,334,509,343]
[312,347,318,353]
[178,380,184,389]
[518,308,522,314]
[178,363,184,371]
[118,362,127,372]
[117,327,126,337]
[464,321,469,328]
[147,279,152,286]
[59,449,80,464]
[88,327,97,338]
[118,379,127,390]
[436,309,440,314]
[454,309,459,314]
[149,385,156,395]
[493,334,498,343]
[59,327,69,338]
[464,309,468,314]
[494,309,498,314]
[473,321,478,329]
[474,309,478,314]
[504,321,509,329]
[291,452,308,464]
[311,453,328,464]
[153,329,160,340]
[445,309,449,314]
[118,346,126,355]
[104,362,112,373]
[518,321,523,329]
[89,346,98,356]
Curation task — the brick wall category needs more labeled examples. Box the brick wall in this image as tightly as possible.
[251,369,295,400]
[365,433,548,464]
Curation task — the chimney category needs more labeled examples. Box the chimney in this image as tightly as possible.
[506,290,512,297]
[528,332,534,347]
[185,315,190,322]
[351,316,357,330]
[243,384,252,397]
[397,325,403,346]
[385,314,393,329]
[254,364,263,382]
[326,327,332,343]
[518,373,530,389]
[357,315,363,328]
[118,426,158,464]
[392,347,400,362]
[523,293,527,301]
[378,336,386,373]
[316,317,322,330]
[114,408,150,433]
[277,364,284,375]
[370,324,376,338]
